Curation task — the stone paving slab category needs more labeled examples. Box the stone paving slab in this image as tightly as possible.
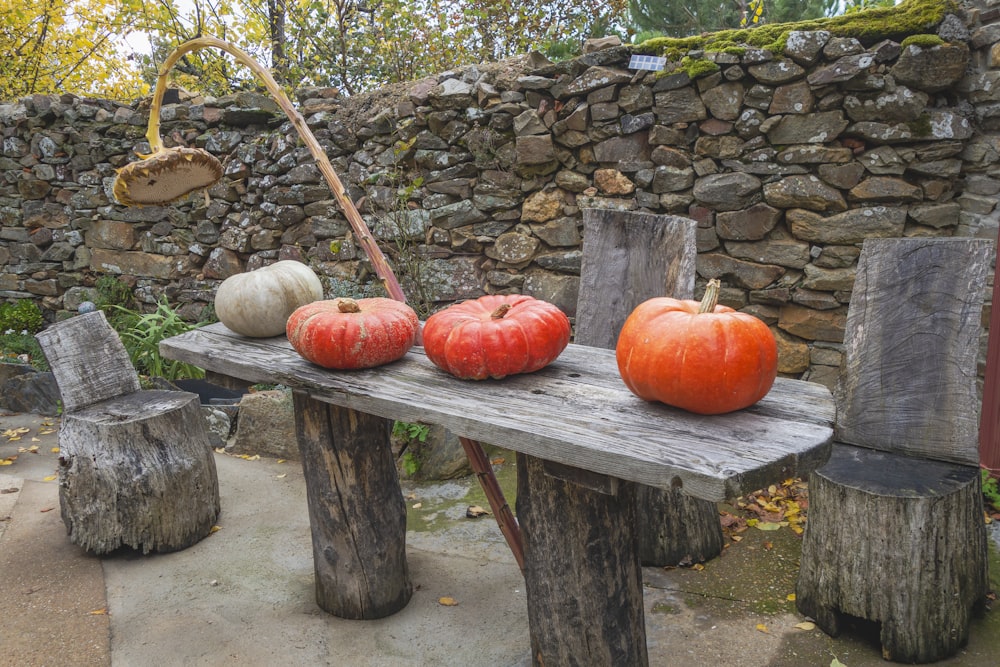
[2,410,998,667]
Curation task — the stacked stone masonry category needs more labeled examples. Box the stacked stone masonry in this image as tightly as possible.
[3,0,1000,389]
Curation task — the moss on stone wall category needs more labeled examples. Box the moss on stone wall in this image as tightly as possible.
[901,33,947,47]
[636,0,955,59]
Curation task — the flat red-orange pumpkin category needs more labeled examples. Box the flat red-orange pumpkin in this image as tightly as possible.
[422,294,570,380]
[286,297,419,369]
[615,280,777,415]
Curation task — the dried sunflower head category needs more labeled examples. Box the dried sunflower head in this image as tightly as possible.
[113,146,223,206]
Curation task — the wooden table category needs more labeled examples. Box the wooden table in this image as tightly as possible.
[161,323,835,665]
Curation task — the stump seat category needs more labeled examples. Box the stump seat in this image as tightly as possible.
[795,238,992,663]
[35,310,220,555]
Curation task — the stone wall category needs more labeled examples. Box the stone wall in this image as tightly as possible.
[3,1,1000,388]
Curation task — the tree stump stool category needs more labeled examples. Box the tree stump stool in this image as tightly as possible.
[795,238,992,663]
[36,311,220,555]
[576,209,722,566]
[796,446,987,663]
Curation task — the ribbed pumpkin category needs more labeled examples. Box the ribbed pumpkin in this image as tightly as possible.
[615,279,778,415]
[422,294,571,380]
[286,297,419,369]
[215,260,323,337]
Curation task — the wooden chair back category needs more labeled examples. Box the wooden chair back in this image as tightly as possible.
[575,208,697,348]
[835,237,992,466]
[35,310,141,413]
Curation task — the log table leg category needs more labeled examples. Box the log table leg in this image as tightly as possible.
[292,390,412,619]
[517,454,648,666]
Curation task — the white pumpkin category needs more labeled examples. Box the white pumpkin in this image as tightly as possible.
[215,260,323,337]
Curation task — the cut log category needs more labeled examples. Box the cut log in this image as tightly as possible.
[796,445,987,664]
[576,208,722,566]
[292,391,412,619]
[517,453,647,667]
[58,390,221,554]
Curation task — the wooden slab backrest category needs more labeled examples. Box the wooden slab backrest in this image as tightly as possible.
[35,310,142,413]
[835,237,993,466]
[575,208,697,349]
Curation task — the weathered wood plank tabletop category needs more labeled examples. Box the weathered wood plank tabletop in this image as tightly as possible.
[161,322,834,502]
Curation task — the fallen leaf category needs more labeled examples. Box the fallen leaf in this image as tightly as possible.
[276,459,287,464]
[0,459,13,466]
[786,593,796,602]
[756,623,770,634]
[88,608,108,615]
[40,506,55,512]
[50,447,60,453]
[755,521,788,531]
[491,457,506,465]
[831,658,847,667]
[209,525,222,533]
[466,505,491,518]
[276,473,287,479]
[795,621,816,631]
[18,445,39,453]
[438,596,459,606]
[412,502,423,509]
[691,563,705,571]
[30,437,40,442]
[763,541,773,550]
[42,475,57,482]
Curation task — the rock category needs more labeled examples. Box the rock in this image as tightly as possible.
[0,367,61,416]
[764,175,847,212]
[765,111,849,144]
[227,389,298,461]
[693,172,762,211]
[892,42,970,93]
[787,207,906,244]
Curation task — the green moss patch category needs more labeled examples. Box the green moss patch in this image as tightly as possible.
[635,0,955,61]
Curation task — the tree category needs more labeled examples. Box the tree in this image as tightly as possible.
[629,0,838,39]
[0,0,148,100]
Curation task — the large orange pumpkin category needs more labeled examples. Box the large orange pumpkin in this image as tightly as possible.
[286,297,419,369]
[615,279,777,415]
[422,294,571,380]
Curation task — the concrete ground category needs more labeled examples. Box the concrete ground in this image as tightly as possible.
[2,409,998,667]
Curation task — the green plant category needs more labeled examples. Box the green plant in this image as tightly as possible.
[0,299,44,335]
[982,469,1000,513]
[393,421,430,477]
[0,300,47,369]
[112,298,206,380]
[393,420,430,443]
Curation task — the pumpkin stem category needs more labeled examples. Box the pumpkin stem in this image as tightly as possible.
[699,279,721,314]
[490,303,512,319]
[338,298,361,313]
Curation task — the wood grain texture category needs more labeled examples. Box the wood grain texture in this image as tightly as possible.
[796,445,987,663]
[293,392,412,618]
[35,310,141,413]
[575,208,697,349]
[161,326,834,502]
[58,390,220,554]
[836,237,992,465]
[518,454,647,667]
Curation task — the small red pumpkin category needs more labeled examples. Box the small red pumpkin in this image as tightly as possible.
[615,279,777,415]
[422,294,571,380]
[286,297,419,369]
